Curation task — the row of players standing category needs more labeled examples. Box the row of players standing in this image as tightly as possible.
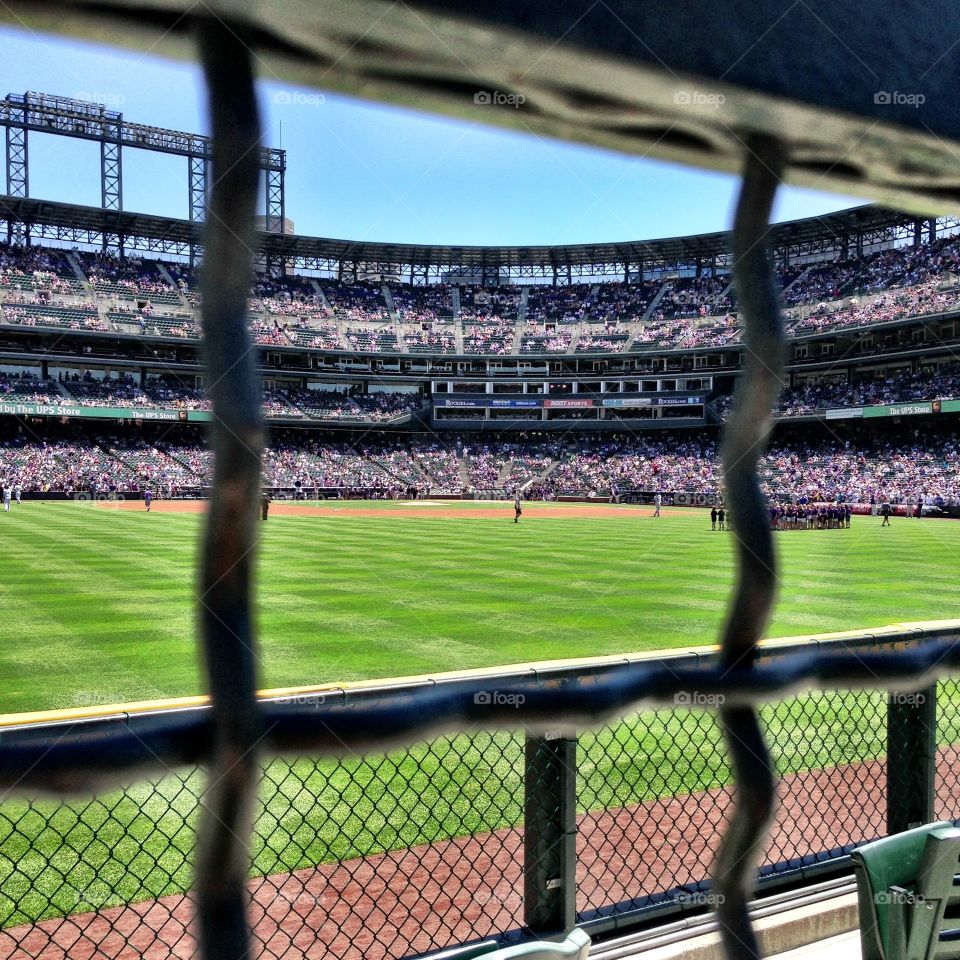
[709,503,853,530]
[770,504,851,529]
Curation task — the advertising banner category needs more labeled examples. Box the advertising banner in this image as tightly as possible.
[435,395,703,411]
[825,407,864,420]
[863,401,932,418]
[602,395,704,408]
[434,397,540,409]
[433,397,483,408]
[543,397,594,409]
[602,397,652,408]
[654,396,705,406]
[0,401,185,421]
[0,401,215,423]
[488,398,541,408]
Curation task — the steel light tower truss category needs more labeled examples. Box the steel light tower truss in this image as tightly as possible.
[4,97,27,244]
[189,154,208,223]
[100,113,122,211]
[0,91,286,241]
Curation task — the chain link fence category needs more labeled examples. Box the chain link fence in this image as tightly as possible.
[576,689,890,924]
[1,677,957,960]
[936,677,960,821]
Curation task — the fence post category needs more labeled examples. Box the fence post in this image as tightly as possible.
[524,731,577,935]
[886,684,937,834]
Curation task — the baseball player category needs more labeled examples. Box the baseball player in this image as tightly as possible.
[13,482,21,505]
[144,488,153,512]
[513,491,523,523]
[2,483,11,513]
[653,492,662,517]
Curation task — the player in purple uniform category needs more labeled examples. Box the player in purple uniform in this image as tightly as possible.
[144,488,152,512]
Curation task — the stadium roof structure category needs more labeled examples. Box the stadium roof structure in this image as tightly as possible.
[0,193,946,281]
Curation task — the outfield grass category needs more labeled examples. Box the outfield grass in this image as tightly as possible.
[1,501,958,927]
[1,501,957,714]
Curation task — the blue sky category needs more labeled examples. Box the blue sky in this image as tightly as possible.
[0,25,865,247]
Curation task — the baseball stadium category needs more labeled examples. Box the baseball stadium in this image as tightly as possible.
[0,7,959,960]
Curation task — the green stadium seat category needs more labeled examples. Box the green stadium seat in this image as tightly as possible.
[851,822,960,960]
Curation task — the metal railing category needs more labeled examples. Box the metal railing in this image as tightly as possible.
[1,630,957,960]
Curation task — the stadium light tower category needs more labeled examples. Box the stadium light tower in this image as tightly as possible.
[0,91,286,252]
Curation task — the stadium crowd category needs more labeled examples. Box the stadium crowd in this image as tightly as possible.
[576,331,628,353]
[0,372,423,421]
[717,363,960,417]
[77,252,182,304]
[521,331,572,353]
[2,427,959,507]
[463,323,515,354]
[0,372,70,405]
[0,243,79,295]
[0,230,959,354]
[142,377,209,410]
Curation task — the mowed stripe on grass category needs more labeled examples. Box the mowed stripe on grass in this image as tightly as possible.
[0,501,957,712]
[0,501,957,927]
